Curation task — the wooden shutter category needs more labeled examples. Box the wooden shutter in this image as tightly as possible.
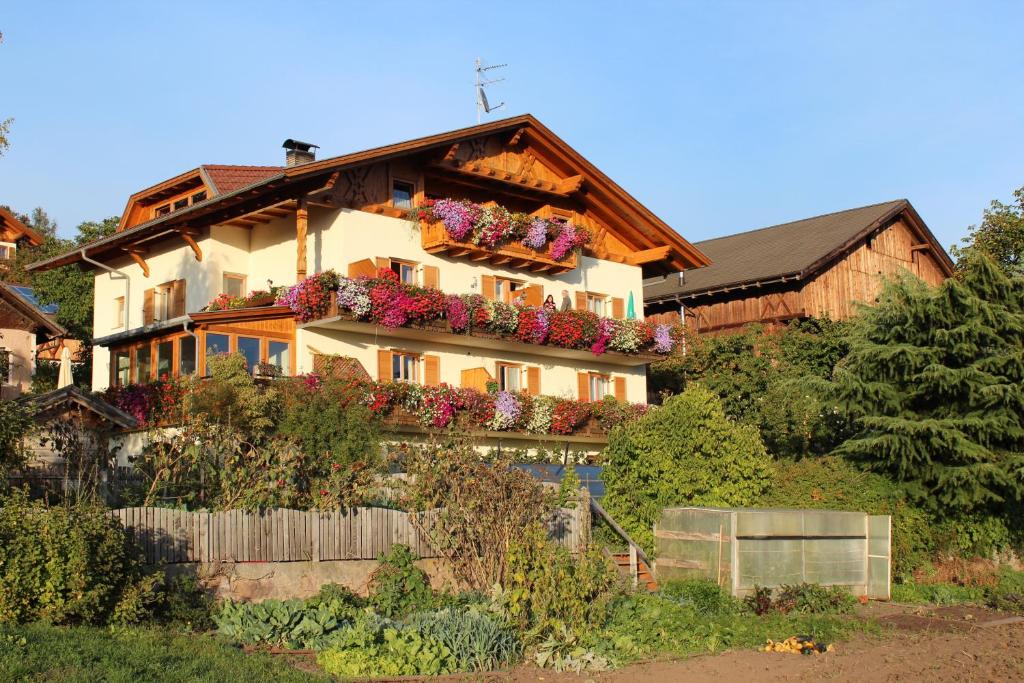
[460,367,493,392]
[523,284,543,307]
[348,258,377,278]
[480,275,496,300]
[422,265,439,289]
[424,354,440,387]
[614,376,627,401]
[611,297,624,319]
[170,279,186,318]
[575,291,587,311]
[142,288,154,324]
[578,372,590,402]
[377,349,392,381]
[375,257,390,272]
[527,366,541,396]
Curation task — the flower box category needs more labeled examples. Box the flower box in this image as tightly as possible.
[421,220,578,275]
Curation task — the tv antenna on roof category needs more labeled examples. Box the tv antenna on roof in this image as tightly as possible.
[475,58,507,124]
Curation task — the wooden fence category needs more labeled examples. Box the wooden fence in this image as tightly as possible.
[111,505,587,565]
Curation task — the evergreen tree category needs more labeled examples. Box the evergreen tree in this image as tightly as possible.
[830,256,1024,512]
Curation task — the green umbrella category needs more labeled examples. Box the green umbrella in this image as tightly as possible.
[627,292,637,319]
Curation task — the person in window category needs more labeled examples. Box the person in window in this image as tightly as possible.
[543,294,557,312]
[559,290,573,312]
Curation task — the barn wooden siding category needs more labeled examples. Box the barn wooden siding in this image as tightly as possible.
[680,218,948,334]
[110,505,587,565]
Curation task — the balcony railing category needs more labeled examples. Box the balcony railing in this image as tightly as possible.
[421,220,578,275]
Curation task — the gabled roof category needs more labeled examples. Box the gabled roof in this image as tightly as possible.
[17,385,137,430]
[30,115,709,275]
[201,165,282,194]
[0,206,45,246]
[0,282,65,337]
[644,199,954,303]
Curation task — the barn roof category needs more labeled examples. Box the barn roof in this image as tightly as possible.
[644,199,954,303]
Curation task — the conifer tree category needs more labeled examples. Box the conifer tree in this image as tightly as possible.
[830,256,1024,512]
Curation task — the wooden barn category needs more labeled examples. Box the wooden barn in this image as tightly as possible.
[643,199,953,334]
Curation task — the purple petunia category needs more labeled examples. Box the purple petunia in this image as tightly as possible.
[490,390,522,430]
[654,324,674,353]
[432,198,478,241]
[523,217,549,250]
[549,222,579,261]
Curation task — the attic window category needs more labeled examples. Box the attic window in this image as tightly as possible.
[191,191,207,204]
[173,198,189,211]
[154,204,171,217]
[392,180,414,209]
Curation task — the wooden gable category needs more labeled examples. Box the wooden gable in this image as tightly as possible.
[0,206,45,246]
[118,169,211,231]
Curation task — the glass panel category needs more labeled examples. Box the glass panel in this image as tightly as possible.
[400,263,415,284]
[179,337,196,376]
[223,275,244,298]
[135,345,152,383]
[204,333,230,373]
[500,365,520,392]
[114,351,131,386]
[237,337,261,373]
[191,191,207,204]
[173,198,189,211]
[588,296,605,316]
[392,181,413,209]
[156,341,173,379]
[268,341,289,375]
[403,354,416,382]
[590,375,608,400]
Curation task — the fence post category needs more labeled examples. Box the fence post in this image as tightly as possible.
[311,510,320,562]
[629,544,638,590]
[578,486,591,551]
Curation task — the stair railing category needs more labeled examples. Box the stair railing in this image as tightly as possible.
[590,497,651,589]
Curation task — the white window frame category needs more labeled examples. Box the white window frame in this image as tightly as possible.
[223,273,247,298]
[589,373,609,401]
[587,293,608,317]
[497,362,522,392]
[392,351,419,383]
[114,296,125,329]
[0,241,15,260]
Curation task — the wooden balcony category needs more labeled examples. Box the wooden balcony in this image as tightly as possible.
[381,406,610,445]
[420,220,578,275]
[304,300,660,368]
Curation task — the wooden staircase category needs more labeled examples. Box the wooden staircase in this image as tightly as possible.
[611,551,658,592]
[589,497,658,593]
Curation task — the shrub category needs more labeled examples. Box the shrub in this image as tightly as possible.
[601,384,773,552]
[0,400,31,477]
[498,524,620,636]
[213,598,352,650]
[0,491,146,625]
[369,545,434,618]
[157,574,215,631]
[408,607,522,671]
[771,583,856,615]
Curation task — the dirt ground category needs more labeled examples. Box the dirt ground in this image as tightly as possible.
[279,603,1024,682]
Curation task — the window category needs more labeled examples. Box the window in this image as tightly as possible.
[179,337,196,376]
[391,352,418,382]
[497,363,521,392]
[135,345,152,383]
[223,273,246,298]
[205,332,230,359]
[237,336,261,373]
[495,277,524,304]
[113,351,131,386]
[154,204,171,217]
[154,287,169,322]
[114,297,125,328]
[588,373,610,401]
[156,341,173,379]
[586,293,607,317]
[191,191,207,204]
[391,180,414,209]
[173,198,189,211]
[0,243,13,260]
[388,259,417,285]
[268,341,290,375]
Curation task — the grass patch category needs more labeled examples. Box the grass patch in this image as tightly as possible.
[892,568,1024,611]
[0,622,326,683]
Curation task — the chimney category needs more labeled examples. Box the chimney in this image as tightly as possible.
[282,139,319,167]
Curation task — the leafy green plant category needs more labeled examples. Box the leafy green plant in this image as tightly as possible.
[0,399,31,477]
[773,583,856,614]
[534,624,610,673]
[659,579,738,615]
[156,573,215,631]
[602,384,773,552]
[743,585,774,616]
[316,618,456,677]
[0,490,148,625]
[369,544,434,618]
[213,598,350,650]
[408,607,522,671]
[891,581,986,605]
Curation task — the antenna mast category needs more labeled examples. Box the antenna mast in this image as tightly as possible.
[475,58,507,124]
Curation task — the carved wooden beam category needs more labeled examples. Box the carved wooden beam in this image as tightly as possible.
[625,245,672,266]
[507,128,526,146]
[442,143,460,162]
[122,246,150,277]
[175,228,203,262]
[296,198,308,280]
[428,159,569,198]
[556,175,585,194]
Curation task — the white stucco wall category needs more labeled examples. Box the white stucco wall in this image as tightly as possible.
[90,207,650,397]
[0,326,36,399]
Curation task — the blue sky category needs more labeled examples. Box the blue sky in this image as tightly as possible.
[1,1,1021,252]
